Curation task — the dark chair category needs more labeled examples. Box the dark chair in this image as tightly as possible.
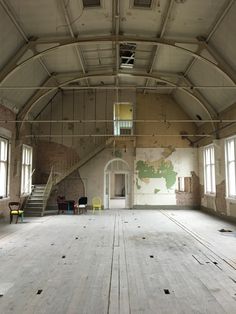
[9,202,24,224]
[74,197,87,214]
[57,196,68,214]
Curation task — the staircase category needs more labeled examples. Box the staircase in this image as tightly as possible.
[24,185,45,217]
[54,140,109,185]
[24,138,114,217]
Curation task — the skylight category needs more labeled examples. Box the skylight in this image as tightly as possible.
[133,0,152,8]
[82,0,100,8]
[120,43,136,69]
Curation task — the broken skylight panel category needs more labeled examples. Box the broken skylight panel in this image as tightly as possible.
[82,0,100,8]
[120,43,136,69]
[133,0,152,8]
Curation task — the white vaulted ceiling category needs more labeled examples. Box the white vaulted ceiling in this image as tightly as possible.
[0,0,235,121]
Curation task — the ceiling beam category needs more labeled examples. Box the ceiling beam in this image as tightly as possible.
[0,35,233,86]
[0,0,28,42]
[59,0,88,80]
[206,0,235,42]
[203,42,236,84]
[55,69,182,79]
[17,71,214,123]
[4,119,235,124]
[182,0,235,79]
[0,42,32,82]
[0,0,53,82]
[113,0,120,100]
[24,134,211,138]
[17,76,58,121]
[145,0,175,91]
[181,76,218,117]
[1,85,235,91]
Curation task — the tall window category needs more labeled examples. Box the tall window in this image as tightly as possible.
[225,136,236,198]
[203,145,215,194]
[21,145,33,195]
[0,137,9,198]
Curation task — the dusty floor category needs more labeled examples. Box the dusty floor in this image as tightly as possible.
[0,209,236,314]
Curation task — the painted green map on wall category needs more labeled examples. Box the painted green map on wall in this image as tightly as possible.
[136,146,177,191]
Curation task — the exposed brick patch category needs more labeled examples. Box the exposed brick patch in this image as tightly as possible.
[48,170,85,208]
[176,171,200,206]
[215,180,227,214]
[34,141,80,184]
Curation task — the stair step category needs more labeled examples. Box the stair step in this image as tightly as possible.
[26,205,43,210]
[31,192,44,194]
[27,199,43,204]
[29,195,43,200]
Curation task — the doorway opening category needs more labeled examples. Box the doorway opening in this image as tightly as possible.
[104,159,131,209]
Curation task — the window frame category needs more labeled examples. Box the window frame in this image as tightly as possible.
[203,144,216,195]
[113,102,133,136]
[225,136,236,199]
[131,0,155,10]
[178,177,185,192]
[21,144,33,196]
[0,136,10,199]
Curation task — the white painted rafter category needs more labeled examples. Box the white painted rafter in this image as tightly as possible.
[0,0,54,83]
[0,35,233,87]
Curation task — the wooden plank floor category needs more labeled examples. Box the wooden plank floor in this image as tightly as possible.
[0,209,236,314]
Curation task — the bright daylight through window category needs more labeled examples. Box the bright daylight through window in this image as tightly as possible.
[21,145,33,195]
[225,136,236,198]
[204,144,215,194]
[0,137,9,198]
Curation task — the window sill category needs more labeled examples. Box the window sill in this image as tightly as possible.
[204,193,216,197]
[20,193,30,197]
[226,197,236,203]
[0,197,10,202]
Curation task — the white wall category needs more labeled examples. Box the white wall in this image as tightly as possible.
[79,148,134,206]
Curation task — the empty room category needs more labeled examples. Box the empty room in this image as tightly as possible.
[0,0,236,313]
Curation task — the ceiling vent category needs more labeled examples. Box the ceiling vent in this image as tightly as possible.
[82,0,101,8]
[133,0,152,8]
[120,43,136,69]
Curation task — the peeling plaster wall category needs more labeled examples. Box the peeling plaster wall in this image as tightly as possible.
[34,92,199,208]
[136,93,197,148]
[34,90,136,159]
[134,147,199,206]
